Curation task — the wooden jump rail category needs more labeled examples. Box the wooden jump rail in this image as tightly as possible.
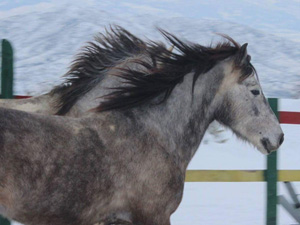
[2,39,300,225]
[185,170,300,182]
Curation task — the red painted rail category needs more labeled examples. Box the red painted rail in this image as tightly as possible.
[14,95,31,99]
[280,111,300,125]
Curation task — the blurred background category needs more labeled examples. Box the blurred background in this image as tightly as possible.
[0,0,299,97]
[0,0,299,225]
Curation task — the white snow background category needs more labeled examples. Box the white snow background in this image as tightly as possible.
[0,0,299,224]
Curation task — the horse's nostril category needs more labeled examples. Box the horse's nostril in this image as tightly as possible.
[261,137,270,153]
[279,133,284,146]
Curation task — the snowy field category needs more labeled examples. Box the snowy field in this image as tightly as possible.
[0,0,299,224]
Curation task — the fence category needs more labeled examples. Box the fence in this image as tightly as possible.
[1,39,300,225]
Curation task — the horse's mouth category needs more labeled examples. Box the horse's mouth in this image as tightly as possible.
[261,138,277,154]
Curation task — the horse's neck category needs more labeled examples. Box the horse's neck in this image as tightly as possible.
[132,64,225,170]
[81,62,225,170]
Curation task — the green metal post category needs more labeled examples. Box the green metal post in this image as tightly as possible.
[265,98,279,225]
[0,39,13,225]
[1,39,14,99]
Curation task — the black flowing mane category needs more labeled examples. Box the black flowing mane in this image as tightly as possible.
[53,26,253,114]
[52,26,147,115]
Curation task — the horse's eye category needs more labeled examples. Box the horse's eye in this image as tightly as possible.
[251,90,260,96]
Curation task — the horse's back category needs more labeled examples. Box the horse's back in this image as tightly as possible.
[0,107,184,225]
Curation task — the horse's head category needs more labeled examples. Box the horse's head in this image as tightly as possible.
[215,43,284,155]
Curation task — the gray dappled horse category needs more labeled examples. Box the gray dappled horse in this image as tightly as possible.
[0,28,284,225]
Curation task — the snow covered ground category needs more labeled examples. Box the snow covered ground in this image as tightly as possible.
[0,0,299,224]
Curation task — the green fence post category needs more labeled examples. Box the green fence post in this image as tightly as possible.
[0,39,13,225]
[1,39,14,99]
[265,98,279,225]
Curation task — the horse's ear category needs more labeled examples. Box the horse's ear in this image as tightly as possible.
[235,43,248,65]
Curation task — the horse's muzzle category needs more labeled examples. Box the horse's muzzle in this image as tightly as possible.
[261,133,284,153]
